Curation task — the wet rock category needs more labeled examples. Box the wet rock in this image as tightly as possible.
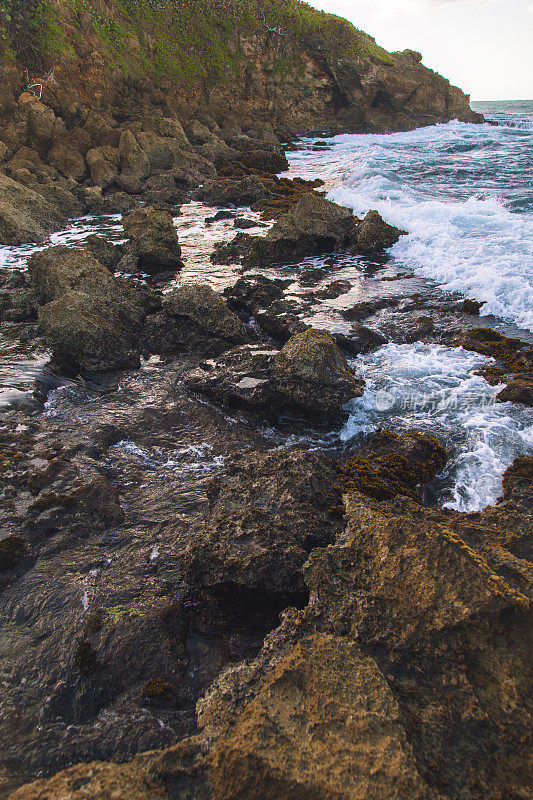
[223,275,289,317]
[462,298,484,315]
[233,148,289,173]
[213,196,405,267]
[142,284,248,357]
[353,209,406,254]
[337,323,388,355]
[182,449,342,600]
[233,217,268,230]
[497,380,533,407]
[334,429,449,505]
[186,328,363,426]
[310,278,352,300]
[119,206,183,274]
[205,210,235,224]
[212,193,358,266]
[27,246,117,304]
[0,286,38,322]
[38,290,142,373]
[341,297,399,322]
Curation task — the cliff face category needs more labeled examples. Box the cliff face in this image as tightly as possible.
[0,0,479,134]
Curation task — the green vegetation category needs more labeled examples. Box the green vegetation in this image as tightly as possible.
[1,0,391,87]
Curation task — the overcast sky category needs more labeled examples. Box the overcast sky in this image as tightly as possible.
[309,0,532,101]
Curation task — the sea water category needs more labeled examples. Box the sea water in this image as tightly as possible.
[288,101,533,510]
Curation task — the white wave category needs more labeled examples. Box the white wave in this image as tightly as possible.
[341,343,533,511]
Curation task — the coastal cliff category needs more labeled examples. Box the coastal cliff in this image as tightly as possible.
[0,1,482,245]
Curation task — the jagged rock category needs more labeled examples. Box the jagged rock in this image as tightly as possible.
[83,235,123,272]
[186,328,363,426]
[223,275,289,317]
[337,323,388,355]
[182,449,342,600]
[353,209,406,253]
[142,284,249,356]
[0,174,69,244]
[233,148,289,173]
[213,195,406,266]
[135,132,174,172]
[119,206,183,274]
[157,117,190,148]
[117,130,151,194]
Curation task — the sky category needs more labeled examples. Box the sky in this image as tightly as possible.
[308,0,533,101]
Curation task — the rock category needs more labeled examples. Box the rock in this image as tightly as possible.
[135,132,174,172]
[198,175,271,207]
[119,206,182,274]
[233,148,289,173]
[233,217,267,229]
[185,120,219,146]
[182,449,342,600]
[353,209,406,254]
[271,328,364,423]
[117,130,151,194]
[38,290,141,373]
[334,429,449,505]
[212,193,358,266]
[223,275,288,317]
[337,323,388,355]
[0,173,68,245]
[46,144,86,181]
[186,328,363,427]
[84,235,123,272]
[27,246,116,304]
[157,117,190,148]
[497,380,533,406]
[213,197,406,266]
[462,298,484,315]
[143,284,248,357]
[199,140,239,168]
[85,145,119,188]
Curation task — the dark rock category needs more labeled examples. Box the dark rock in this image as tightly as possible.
[341,297,398,322]
[186,328,363,427]
[142,283,249,357]
[233,217,268,230]
[205,211,235,224]
[182,449,342,600]
[198,175,271,207]
[233,149,289,173]
[497,380,533,407]
[339,323,387,355]
[353,209,406,254]
[117,130,150,194]
[462,298,484,315]
[119,206,183,274]
[27,246,117,304]
[83,235,123,272]
[223,275,289,316]
[38,290,142,374]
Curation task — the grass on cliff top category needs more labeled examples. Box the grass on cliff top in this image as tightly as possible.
[2,0,392,85]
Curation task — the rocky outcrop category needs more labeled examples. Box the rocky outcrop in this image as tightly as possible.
[185,328,364,426]
[8,445,530,800]
[212,194,406,266]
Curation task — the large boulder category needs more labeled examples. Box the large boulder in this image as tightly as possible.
[185,328,364,426]
[354,209,406,253]
[198,175,271,207]
[142,283,248,356]
[46,144,86,181]
[212,194,405,266]
[38,290,141,373]
[119,206,183,274]
[27,246,116,304]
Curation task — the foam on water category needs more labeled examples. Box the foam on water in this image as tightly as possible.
[340,343,533,511]
[290,112,533,330]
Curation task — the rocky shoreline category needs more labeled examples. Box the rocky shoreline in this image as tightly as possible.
[0,4,531,798]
